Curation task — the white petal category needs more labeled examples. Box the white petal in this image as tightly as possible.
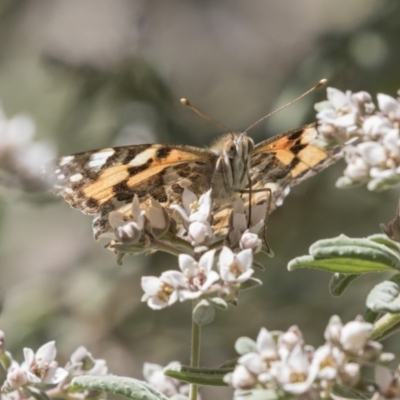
[170,204,190,222]
[141,276,161,295]
[43,367,68,384]
[357,142,387,166]
[147,297,168,310]
[327,87,349,109]
[36,341,57,366]
[219,246,234,269]
[236,249,253,270]
[377,93,399,114]
[179,254,196,274]
[23,348,35,367]
[182,188,197,213]
[199,249,216,273]
[202,270,220,291]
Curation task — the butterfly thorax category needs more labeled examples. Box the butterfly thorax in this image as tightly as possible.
[209,132,254,199]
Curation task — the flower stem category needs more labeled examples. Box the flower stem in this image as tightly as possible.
[190,301,201,400]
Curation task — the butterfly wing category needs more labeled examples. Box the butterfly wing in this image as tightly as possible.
[48,144,217,239]
[212,123,342,234]
[250,123,341,205]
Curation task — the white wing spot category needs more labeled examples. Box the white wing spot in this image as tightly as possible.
[88,148,115,170]
[60,156,74,166]
[57,174,65,180]
[70,173,83,182]
[129,148,155,165]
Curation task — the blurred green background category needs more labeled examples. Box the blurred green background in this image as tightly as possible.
[0,0,399,397]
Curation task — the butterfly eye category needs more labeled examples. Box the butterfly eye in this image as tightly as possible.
[227,143,236,158]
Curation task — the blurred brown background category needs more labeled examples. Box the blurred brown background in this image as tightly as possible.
[0,0,399,397]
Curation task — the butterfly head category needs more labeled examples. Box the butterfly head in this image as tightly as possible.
[216,132,254,191]
[225,132,254,163]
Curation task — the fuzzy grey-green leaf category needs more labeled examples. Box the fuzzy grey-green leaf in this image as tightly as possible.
[164,365,230,386]
[368,234,400,254]
[193,299,215,325]
[288,255,391,273]
[288,234,400,273]
[329,273,360,296]
[72,375,169,400]
[235,337,256,355]
[366,275,400,313]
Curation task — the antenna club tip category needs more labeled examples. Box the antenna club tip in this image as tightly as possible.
[317,79,328,88]
[180,98,190,106]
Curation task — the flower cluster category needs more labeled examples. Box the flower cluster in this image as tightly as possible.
[0,332,108,398]
[102,189,267,309]
[225,316,394,399]
[141,246,259,310]
[316,87,400,191]
[0,104,54,192]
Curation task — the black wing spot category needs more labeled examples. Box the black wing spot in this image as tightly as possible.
[156,147,172,159]
[128,158,153,176]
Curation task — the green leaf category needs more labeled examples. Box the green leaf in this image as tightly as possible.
[192,299,215,325]
[329,273,360,296]
[210,297,228,310]
[288,234,400,274]
[72,375,169,400]
[368,234,400,254]
[366,275,400,313]
[235,336,256,355]
[239,278,262,291]
[164,364,230,386]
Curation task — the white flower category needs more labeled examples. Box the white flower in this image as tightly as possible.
[278,325,304,360]
[227,199,266,250]
[143,362,193,398]
[310,343,344,386]
[375,365,400,399]
[178,250,219,300]
[272,344,313,395]
[20,341,68,385]
[240,230,262,252]
[0,106,54,190]
[378,93,400,120]
[340,320,373,354]
[316,88,360,141]
[218,247,254,284]
[4,366,29,390]
[324,316,377,358]
[141,270,186,310]
[188,220,213,245]
[357,142,387,166]
[145,198,169,237]
[171,189,213,244]
[107,195,145,243]
[66,346,108,376]
[229,364,257,389]
[316,87,400,191]
[171,189,212,224]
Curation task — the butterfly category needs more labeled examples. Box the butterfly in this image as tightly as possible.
[47,122,341,240]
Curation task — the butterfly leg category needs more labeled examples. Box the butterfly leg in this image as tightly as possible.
[236,186,274,256]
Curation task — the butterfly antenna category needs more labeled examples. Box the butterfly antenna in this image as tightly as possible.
[244,78,327,133]
[181,98,234,138]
